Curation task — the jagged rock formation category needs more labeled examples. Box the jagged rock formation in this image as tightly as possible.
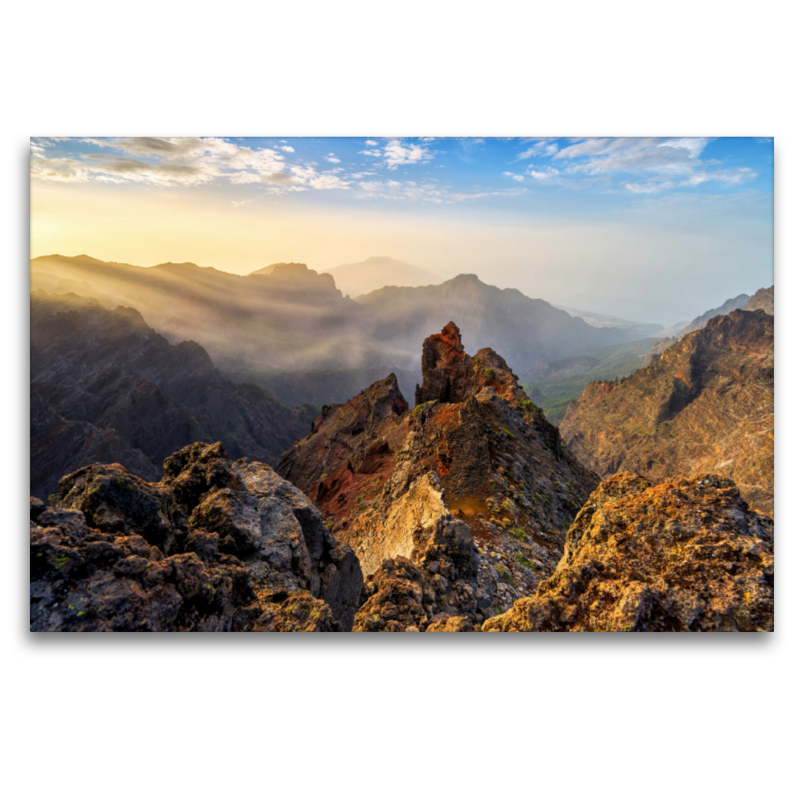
[278,322,599,628]
[745,285,774,315]
[560,309,774,515]
[482,472,774,632]
[31,291,312,499]
[30,442,363,632]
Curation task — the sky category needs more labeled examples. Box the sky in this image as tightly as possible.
[30,136,773,325]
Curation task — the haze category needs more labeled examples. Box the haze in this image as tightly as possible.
[30,136,773,325]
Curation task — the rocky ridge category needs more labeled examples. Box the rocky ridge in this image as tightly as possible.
[30,442,363,632]
[482,472,774,632]
[560,309,774,514]
[277,322,600,629]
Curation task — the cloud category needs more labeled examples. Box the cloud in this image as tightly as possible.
[503,171,525,182]
[29,137,355,193]
[516,140,559,160]
[365,140,378,146]
[354,178,525,204]
[555,137,710,176]
[326,154,341,163]
[528,167,560,180]
[360,138,434,170]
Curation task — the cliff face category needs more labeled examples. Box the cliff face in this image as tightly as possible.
[30,442,363,632]
[277,322,600,628]
[482,472,774,632]
[30,292,311,498]
[560,309,774,515]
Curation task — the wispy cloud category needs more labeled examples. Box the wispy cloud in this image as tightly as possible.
[30,137,349,192]
[516,140,559,160]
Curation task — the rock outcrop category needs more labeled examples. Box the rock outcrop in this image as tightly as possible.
[745,285,774,315]
[278,322,600,628]
[30,291,313,499]
[482,472,774,632]
[560,309,774,515]
[30,442,363,631]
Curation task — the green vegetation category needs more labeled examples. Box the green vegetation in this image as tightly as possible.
[511,527,529,542]
[516,553,537,570]
[500,427,515,439]
[495,564,516,587]
[412,400,435,417]
[517,398,536,414]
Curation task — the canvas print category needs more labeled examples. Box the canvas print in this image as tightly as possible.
[29,137,774,632]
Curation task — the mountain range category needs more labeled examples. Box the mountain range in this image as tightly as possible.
[31,255,653,407]
[30,291,313,499]
[320,256,442,297]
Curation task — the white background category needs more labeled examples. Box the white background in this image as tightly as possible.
[3,2,797,799]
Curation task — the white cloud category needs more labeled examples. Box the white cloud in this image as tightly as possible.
[528,167,560,180]
[365,140,378,146]
[503,171,525,182]
[360,138,434,170]
[29,136,355,193]
[326,154,341,163]
[516,140,559,160]
[279,145,295,152]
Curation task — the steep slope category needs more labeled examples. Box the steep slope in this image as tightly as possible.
[30,442,363,631]
[321,256,442,297]
[745,285,774,314]
[277,322,599,628]
[682,292,751,335]
[560,309,774,514]
[30,292,312,498]
[483,472,773,632]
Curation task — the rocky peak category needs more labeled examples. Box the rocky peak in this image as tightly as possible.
[277,324,600,629]
[414,321,530,408]
[415,321,471,405]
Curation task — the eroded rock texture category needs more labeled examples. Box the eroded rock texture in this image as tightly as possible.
[482,472,774,632]
[560,309,774,515]
[30,442,362,632]
[278,322,599,628]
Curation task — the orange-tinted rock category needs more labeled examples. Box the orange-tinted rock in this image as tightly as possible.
[561,309,774,515]
[482,472,774,632]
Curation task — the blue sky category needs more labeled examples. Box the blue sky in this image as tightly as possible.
[30,137,773,324]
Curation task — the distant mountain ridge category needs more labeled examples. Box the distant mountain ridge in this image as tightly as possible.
[321,256,441,298]
[31,254,680,409]
[30,291,313,498]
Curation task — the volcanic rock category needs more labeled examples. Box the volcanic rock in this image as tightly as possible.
[560,309,774,514]
[482,472,774,632]
[278,322,599,628]
[30,442,362,631]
